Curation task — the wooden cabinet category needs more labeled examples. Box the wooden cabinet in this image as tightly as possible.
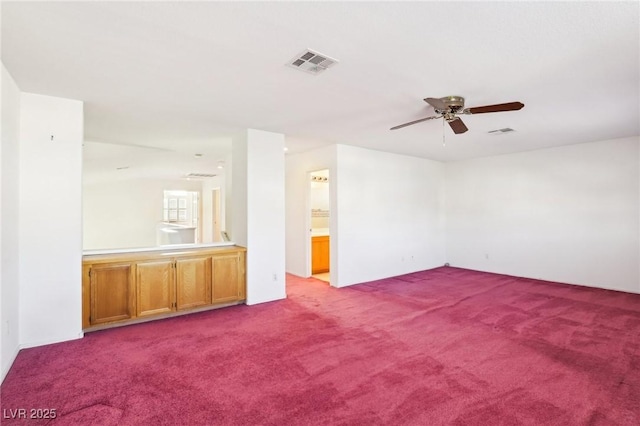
[212,253,241,303]
[137,260,175,317]
[176,257,211,310]
[87,263,135,325]
[82,246,246,330]
[312,235,330,274]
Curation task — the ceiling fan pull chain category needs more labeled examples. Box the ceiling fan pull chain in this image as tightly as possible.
[442,118,446,147]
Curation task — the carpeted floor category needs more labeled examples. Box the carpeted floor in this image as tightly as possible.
[1,267,639,425]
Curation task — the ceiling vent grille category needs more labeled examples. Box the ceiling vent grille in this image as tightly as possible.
[287,49,338,75]
[186,173,217,179]
[488,128,515,134]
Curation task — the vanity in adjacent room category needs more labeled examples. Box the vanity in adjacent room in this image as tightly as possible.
[82,244,246,331]
[311,228,330,274]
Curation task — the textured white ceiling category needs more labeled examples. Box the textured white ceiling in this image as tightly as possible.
[2,1,639,177]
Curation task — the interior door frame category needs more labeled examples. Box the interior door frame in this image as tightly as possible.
[211,188,221,242]
[306,168,331,284]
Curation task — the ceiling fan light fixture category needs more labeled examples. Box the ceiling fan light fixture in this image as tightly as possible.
[390,96,524,134]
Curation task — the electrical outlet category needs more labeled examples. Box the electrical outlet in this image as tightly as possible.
[485,253,489,260]
[272,273,278,282]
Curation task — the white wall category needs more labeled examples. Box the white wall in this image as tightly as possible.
[18,93,84,347]
[333,145,447,287]
[446,136,640,293]
[83,178,203,250]
[1,64,21,381]
[286,145,447,287]
[222,153,233,242]
[231,133,248,247]
[232,129,286,305]
[285,145,337,277]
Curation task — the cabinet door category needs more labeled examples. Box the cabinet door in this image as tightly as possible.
[137,260,175,317]
[176,257,211,310]
[237,251,246,300]
[212,253,240,303]
[89,263,135,325]
[312,236,330,274]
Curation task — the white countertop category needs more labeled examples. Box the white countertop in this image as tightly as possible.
[83,242,236,256]
[311,228,330,237]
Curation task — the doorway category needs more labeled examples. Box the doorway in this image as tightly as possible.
[211,188,221,242]
[309,169,330,284]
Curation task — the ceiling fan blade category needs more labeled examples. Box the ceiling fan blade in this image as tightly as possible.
[448,118,468,134]
[390,115,441,130]
[424,97,448,111]
[464,101,524,114]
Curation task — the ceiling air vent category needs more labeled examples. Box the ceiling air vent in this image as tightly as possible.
[287,49,338,75]
[186,173,217,179]
[488,128,515,135]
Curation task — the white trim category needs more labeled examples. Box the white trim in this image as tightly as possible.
[1,344,21,384]
[19,332,84,350]
[83,242,235,256]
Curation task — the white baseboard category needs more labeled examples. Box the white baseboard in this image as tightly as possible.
[18,331,84,350]
[2,331,84,384]
[1,344,21,384]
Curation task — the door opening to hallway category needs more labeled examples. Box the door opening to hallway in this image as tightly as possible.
[309,169,330,284]
[211,188,221,242]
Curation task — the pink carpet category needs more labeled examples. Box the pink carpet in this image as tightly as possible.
[2,267,639,425]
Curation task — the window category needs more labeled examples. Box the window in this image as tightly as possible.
[163,191,199,227]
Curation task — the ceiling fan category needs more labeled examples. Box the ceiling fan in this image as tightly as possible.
[390,96,524,134]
